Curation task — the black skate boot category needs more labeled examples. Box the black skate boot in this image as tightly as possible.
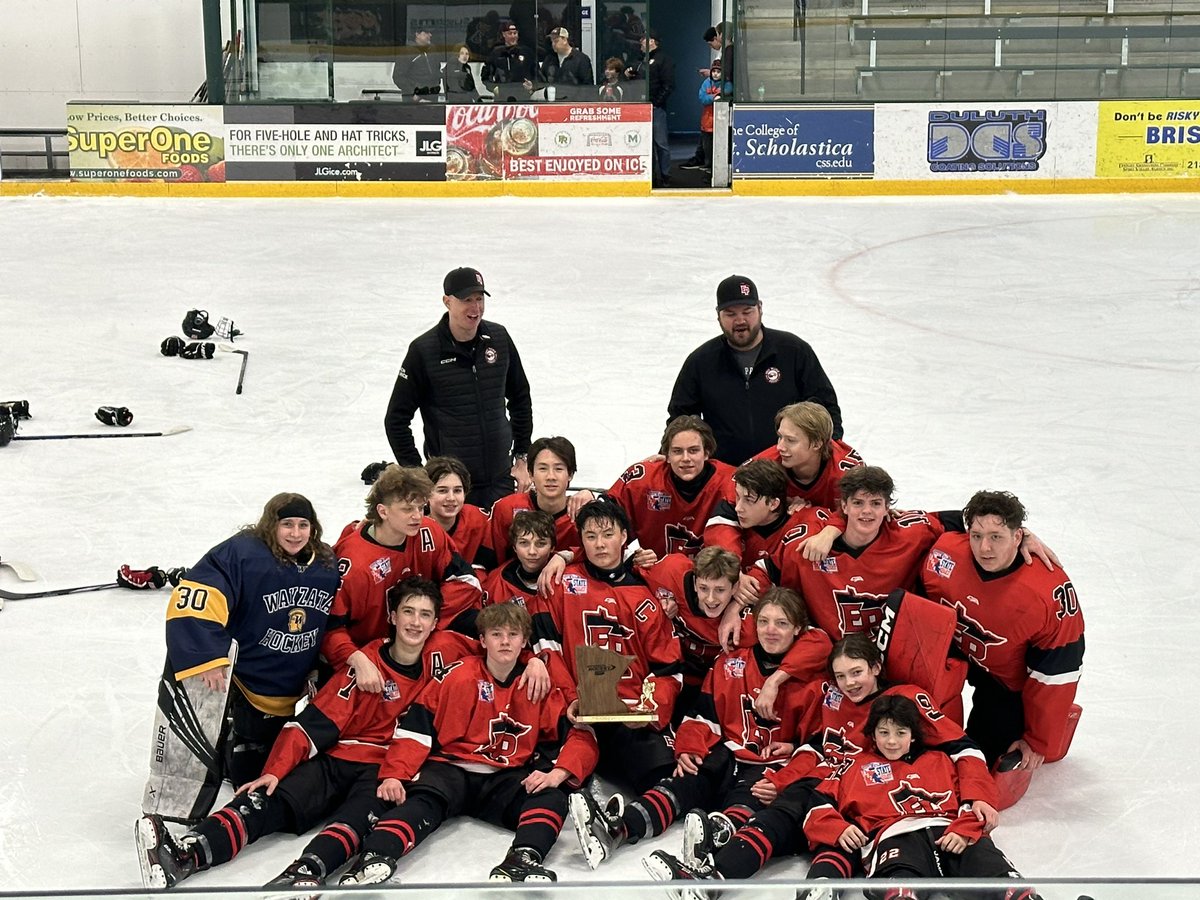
[338,851,398,886]
[489,847,558,882]
[134,814,200,889]
[265,854,325,889]
[642,849,719,900]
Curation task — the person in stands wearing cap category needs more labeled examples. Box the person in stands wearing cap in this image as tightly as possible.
[667,275,842,466]
[697,58,731,181]
[486,19,535,85]
[392,25,442,99]
[160,493,342,796]
[624,31,674,187]
[385,267,533,509]
[537,26,594,87]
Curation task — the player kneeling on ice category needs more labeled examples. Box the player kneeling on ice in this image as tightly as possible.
[338,602,598,885]
[141,493,341,824]
[802,694,1040,900]
[136,577,486,889]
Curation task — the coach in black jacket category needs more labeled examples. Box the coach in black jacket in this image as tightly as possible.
[667,274,842,466]
[385,267,533,507]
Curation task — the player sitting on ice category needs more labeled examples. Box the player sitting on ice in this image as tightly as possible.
[533,499,684,812]
[568,587,823,869]
[482,510,557,608]
[644,634,996,891]
[136,578,482,890]
[338,602,597,885]
[802,695,1039,900]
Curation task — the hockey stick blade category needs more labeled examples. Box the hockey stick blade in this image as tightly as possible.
[13,426,192,441]
[0,581,118,601]
[0,558,38,581]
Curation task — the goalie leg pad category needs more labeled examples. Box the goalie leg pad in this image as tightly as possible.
[142,643,238,821]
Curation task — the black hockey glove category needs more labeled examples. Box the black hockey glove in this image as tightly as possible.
[117,564,169,590]
[361,460,392,484]
[160,336,185,357]
[162,566,189,587]
[0,409,14,448]
[95,406,134,427]
[182,309,216,340]
[180,341,216,360]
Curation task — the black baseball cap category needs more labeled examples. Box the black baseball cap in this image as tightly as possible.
[716,274,759,309]
[443,266,490,299]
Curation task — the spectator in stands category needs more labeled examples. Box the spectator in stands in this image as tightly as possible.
[680,26,726,171]
[537,27,594,89]
[599,57,625,100]
[626,31,674,187]
[392,26,441,100]
[487,20,535,84]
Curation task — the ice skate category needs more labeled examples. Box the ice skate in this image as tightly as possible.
[569,790,626,868]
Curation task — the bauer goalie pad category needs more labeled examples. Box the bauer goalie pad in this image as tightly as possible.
[876,590,966,719]
[142,641,238,822]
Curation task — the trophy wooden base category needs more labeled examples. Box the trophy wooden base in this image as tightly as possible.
[576,709,657,724]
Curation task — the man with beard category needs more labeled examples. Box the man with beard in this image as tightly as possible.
[667,275,841,466]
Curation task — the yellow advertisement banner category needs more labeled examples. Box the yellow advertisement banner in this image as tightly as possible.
[1096,100,1200,178]
[67,104,226,182]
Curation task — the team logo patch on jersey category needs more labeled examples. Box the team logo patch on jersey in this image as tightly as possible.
[823,688,844,711]
[928,550,955,578]
[862,761,894,785]
[647,490,672,511]
[764,366,781,384]
[725,657,747,678]
[563,574,588,594]
[484,347,498,364]
[369,556,392,584]
[655,587,676,605]
[478,680,495,702]
[813,556,838,573]
[287,608,306,632]
[382,679,400,701]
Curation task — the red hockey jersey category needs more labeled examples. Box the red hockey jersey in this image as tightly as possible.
[489,490,579,563]
[750,440,863,510]
[704,504,835,570]
[321,519,483,669]
[674,644,815,765]
[532,560,684,731]
[263,631,478,779]
[481,559,540,609]
[606,458,737,558]
[920,533,1085,759]
[445,503,496,570]
[767,682,995,808]
[804,748,984,872]
[753,511,948,637]
[381,655,598,784]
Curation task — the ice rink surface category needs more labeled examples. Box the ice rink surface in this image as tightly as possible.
[1,192,1198,895]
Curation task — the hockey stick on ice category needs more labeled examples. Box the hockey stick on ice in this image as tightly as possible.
[0,557,38,581]
[215,344,249,395]
[13,425,192,442]
[0,581,118,601]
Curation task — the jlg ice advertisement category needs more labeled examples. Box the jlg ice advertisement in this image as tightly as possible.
[67,104,226,182]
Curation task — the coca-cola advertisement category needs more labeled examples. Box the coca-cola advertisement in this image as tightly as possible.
[445,103,652,182]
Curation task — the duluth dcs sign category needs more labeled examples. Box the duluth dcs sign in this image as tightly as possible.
[927,109,1048,173]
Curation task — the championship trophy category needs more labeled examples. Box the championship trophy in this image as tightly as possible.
[574,645,657,724]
